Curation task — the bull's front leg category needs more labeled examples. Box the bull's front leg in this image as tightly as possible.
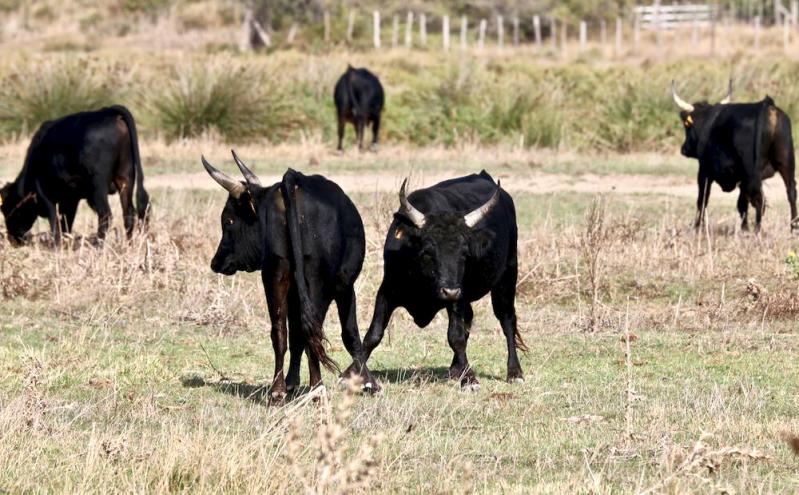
[694,174,712,231]
[361,285,395,362]
[446,303,478,390]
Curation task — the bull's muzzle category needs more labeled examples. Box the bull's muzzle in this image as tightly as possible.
[439,287,462,301]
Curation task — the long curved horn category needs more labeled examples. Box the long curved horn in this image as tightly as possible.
[671,80,695,113]
[464,181,501,228]
[398,179,426,228]
[719,79,733,105]
[231,149,262,186]
[201,155,246,198]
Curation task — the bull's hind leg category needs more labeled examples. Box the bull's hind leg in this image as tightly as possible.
[88,184,112,241]
[337,286,380,392]
[264,260,291,404]
[368,114,381,152]
[336,114,346,152]
[362,285,397,361]
[59,198,79,235]
[747,180,765,233]
[116,176,136,238]
[285,290,303,394]
[355,118,366,152]
[775,155,798,230]
[491,266,525,383]
[737,188,749,231]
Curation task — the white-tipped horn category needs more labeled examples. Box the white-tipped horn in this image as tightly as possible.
[464,181,501,228]
[201,155,246,198]
[719,79,733,105]
[231,149,262,186]
[671,80,695,113]
[398,179,426,228]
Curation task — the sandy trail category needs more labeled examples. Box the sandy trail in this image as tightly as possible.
[146,170,701,197]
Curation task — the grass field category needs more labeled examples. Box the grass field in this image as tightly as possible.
[2,140,799,493]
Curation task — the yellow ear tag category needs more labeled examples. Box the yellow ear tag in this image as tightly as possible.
[685,115,694,126]
[394,228,404,240]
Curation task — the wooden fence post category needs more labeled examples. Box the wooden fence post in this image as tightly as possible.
[324,11,330,44]
[533,15,542,47]
[497,15,504,47]
[347,11,356,43]
[420,13,427,45]
[560,21,568,55]
[784,14,790,51]
[615,17,622,56]
[373,11,381,48]
[551,18,557,49]
[513,16,520,46]
[443,15,450,51]
[633,14,641,52]
[479,18,487,49]
[460,16,468,50]
[405,11,413,48]
[392,15,399,47]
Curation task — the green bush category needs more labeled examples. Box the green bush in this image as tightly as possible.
[0,57,121,137]
[148,61,302,142]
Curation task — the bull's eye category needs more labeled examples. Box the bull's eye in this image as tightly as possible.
[226,218,234,225]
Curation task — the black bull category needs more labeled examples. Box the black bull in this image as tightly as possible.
[201,152,378,400]
[344,171,527,390]
[0,105,149,244]
[672,81,798,232]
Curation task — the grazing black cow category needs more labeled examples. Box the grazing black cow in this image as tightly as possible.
[201,151,377,401]
[346,171,527,390]
[672,80,798,232]
[334,65,384,153]
[0,106,149,244]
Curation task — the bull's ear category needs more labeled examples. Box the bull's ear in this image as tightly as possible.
[468,229,495,258]
[237,189,258,219]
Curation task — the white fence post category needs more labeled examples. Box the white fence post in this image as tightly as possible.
[513,16,520,46]
[533,15,542,47]
[324,11,330,43]
[614,17,622,56]
[754,15,761,50]
[443,15,450,51]
[633,14,641,52]
[784,15,790,51]
[600,19,607,46]
[478,18,486,49]
[497,15,504,47]
[560,21,567,54]
[579,20,587,50]
[392,15,399,48]
[373,11,381,48]
[460,16,468,50]
[420,13,427,45]
[551,18,557,49]
[405,11,413,48]
[347,11,356,43]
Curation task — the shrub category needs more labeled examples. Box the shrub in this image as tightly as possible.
[0,57,122,139]
[148,61,300,142]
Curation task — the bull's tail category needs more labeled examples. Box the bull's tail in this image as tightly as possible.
[281,169,338,373]
[113,105,150,224]
[513,320,528,353]
[346,65,360,117]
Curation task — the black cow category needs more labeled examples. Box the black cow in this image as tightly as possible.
[201,152,377,402]
[0,106,149,244]
[672,81,798,232]
[334,65,384,153]
[346,171,527,391]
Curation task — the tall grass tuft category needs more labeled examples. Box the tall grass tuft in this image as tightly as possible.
[0,57,122,139]
[148,61,299,142]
